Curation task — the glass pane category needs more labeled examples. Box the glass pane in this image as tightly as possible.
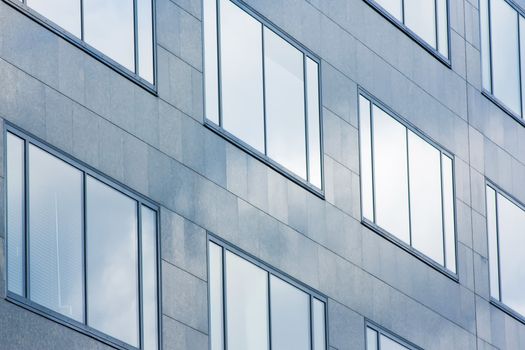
[137,0,154,83]
[225,251,269,350]
[270,276,310,350]
[442,155,456,272]
[486,186,500,300]
[87,176,139,347]
[359,96,374,221]
[84,0,135,72]
[436,0,448,57]
[28,145,84,322]
[374,0,402,21]
[264,28,307,179]
[490,0,521,115]
[497,194,525,315]
[219,0,265,152]
[380,334,409,350]
[404,0,437,48]
[306,58,322,188]
[209,242,224,350]
[7,133,25,296]
[26,0,81,37]
[372,106,410,243]
[312,298,326,350]
[520,16,525,118]
[408,131,444,265]
[366,328,378,350]
[480,0,492,91]
[141,206,158,350]
[204,0,220,124]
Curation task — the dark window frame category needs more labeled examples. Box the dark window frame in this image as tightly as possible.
[363,0,452,67]
[207,232,329,350]
[358,87,459,281]
[365,320,423,350]
[2,0,158,94]
[202,0,325,198]
[3,122,163,350]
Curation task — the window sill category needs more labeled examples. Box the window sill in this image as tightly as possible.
[490,298,525,325]
[363,0,452,68]
[2,0,157,95]
[362,219,459,282]
[481,89,525,127]
[204,120,325,199]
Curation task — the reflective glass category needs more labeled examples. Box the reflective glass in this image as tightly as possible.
[84,0,135,72]
[306,58,322,188]
[204,0,220,124]
[28,145,83,322]
[404,0,437,48]
[380,334,409,350]
[225,251,269,350]
[480,0,492,91]
[7,133,25,296]
[26,0,81,37]
[209,242,224,350]
[372,106,410,243]
[359,96,374,221]
[87,176,139,347]
[312,298,326,350]
[375,0,402,21]
[138,0,154,83]
[486,186,500,300]
[442,155,456,272]
[408,131,444,265]
[490,0,521,115]
[141,206,158,350]
[366,328,378,350]
[219,0,265,152]
[264,28,307,179]
[436,0,448,57]
[270,276,310,350]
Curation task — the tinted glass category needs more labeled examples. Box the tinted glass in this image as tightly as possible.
[312,298,326,350]
[486,186,500,300]
[372,106,410,243]
[138,0,154,83]
[270,276,310,350]
[87,176,139,347]
[375,0,402,21]
[264,28,307,179]
[490,0,521,115]
[404,0,437,48]
[359,96,374,221]
[204,0,220,124]
[84,0,135,72]
[306,57,322,188]
[209,242,224,350]
[219,0,265,152]
[380,334,410,350]
[480,0,492,91]
[141,206,158,350]
[366,328,378,350]
[436,0,448,56]
[28,145,84,322]
[225,251,269,350]
[26,0,81,37]
[442,155,456,272]
[408,131,444,265]
[7,133,25,296]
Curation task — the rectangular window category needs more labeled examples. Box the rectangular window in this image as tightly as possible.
[367,0,449,59]
[480,0,525,119]
[359,93,457,274]
[208,238,327,350]
[15,0,155,84]
[6,129,159,350]
[366,324,421,350]
[486,183,525,319]
[203,0,323,190]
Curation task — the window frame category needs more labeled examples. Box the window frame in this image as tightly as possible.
[363,0,451,67]
[485,179,525,325]
[2,0,158,94]
[202,0,325,198]
[365,320,423,350]
[3,122,163,350]
[358,88,458,281]
[207,232,329,350]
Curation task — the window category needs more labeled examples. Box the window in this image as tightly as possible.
[14,0,155,85]
[366,0,449,60]
[366,324,421,350]
[203,0,323,190]
[480,0,525,119]
[6,129,159,350]
[208,239,327,350]
[359,93,456,273]
[486,183,525,319]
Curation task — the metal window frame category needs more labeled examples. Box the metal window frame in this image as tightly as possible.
[365,320,423,350]
[3,122,163,350]
[2,0,158,94]
[207,232,329,350]
[201,0,325,198]
[363,0,452,67]
[357,87,459,281]
[484,179,525,326]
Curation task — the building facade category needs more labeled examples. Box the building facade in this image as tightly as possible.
[0,0,523,349]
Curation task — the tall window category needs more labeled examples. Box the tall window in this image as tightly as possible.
[486,183,525,318]
[366,325,421,350]
[6,130,159,350]
[16,0,155,84]
[367,0,449,59]
[359,94,456,273]
[203,0,323,190]
[480,0,525,119]
[208,239,327,350]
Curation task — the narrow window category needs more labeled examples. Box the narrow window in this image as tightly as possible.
[366,325,420,350]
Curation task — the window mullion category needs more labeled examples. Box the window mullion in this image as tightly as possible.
[303,54,310,182]
[137,204,144,350]
[267,272,272,350]
[494,193,503,302]
[261,25,268,156]
[439,153,447,267]
[405,128,413,247]
[82,172,88,326]
[133,0,140,75]
[80,0,84,41]
[24,139,30,300]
